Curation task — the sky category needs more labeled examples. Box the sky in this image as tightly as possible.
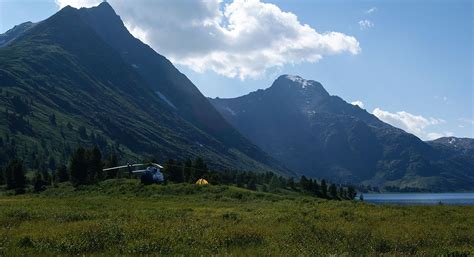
[0,0,473,140]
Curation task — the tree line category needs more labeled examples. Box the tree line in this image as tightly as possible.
[1,146,357,200]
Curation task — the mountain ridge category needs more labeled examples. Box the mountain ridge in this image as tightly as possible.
[210,75,474,191]
[0,4,290,175]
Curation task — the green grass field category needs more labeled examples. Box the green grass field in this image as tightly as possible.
[0,179,473,256]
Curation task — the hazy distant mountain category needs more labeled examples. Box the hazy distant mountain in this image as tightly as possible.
[210,75,474,191]
[0,3,288,174]
[428,137,474,155]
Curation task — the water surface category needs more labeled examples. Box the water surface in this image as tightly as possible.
[362,192,474,205]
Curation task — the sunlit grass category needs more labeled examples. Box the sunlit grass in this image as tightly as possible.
[0,179,473,256]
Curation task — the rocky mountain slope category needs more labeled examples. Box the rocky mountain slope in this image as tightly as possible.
[210,75,474,191]
[0,3,287,174]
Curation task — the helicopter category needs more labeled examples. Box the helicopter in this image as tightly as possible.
[103,162,165,185]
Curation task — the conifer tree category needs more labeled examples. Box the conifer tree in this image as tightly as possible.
[312,179,321,196]
[164,159,184,183]
[4,159,26,194]
[269,175,281,191]
[183,158,194,183]
[86,146,103,183]
[39,163,51,186]
[287,177,295,189]
[246,177,257,190]
[299,176,310,191]
[56,165,69,182]
[329,184,338,199]
[69,147,87,186]
[347,186,357,200]
[321,179,328,198]
[193,157,208,180]
[33,171,47,192]
[104,153,118,179]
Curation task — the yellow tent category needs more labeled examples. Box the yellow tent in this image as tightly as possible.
[195,178,209,185]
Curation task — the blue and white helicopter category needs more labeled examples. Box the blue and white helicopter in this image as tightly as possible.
[103,162,165,185]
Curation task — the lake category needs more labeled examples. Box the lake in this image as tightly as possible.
[361,192,474,205]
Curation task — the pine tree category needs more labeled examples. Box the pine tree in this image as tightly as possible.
[56,165,69,182]
[311,180,321,196]
[347,186,357,200]
[166,159,184,183]
[33,171,47,192]
[86,146,103,183]
[193,157,208,180]
[183,159,194,183]
[246,177,257,191]
[39,163,51,186]
[321,179,328,198]
[69,147,88,186]
[269,175,281,192]
[4,159,26,194]
[329,184,338,199]
[287,177,295,189]
[104,154,119,179]
[299,176,310,191]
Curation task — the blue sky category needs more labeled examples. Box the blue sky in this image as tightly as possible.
[0,0,472,139]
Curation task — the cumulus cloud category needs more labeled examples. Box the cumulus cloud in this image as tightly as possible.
[358,20,374,30]
[55,0,361,79]
[372,108,450,140]
[351,100,364,109]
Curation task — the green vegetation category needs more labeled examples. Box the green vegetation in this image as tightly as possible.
[0,180,472,256]
[0,145,355,201]
[0,4,284,176]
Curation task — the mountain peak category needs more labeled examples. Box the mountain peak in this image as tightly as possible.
[280,74,312,88]
[272,74,329,98]
[94,1,115,12]
[81,1,117,16]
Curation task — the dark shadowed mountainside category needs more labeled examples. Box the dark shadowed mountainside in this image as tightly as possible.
[210,75,474,191]
[0,3,288,175]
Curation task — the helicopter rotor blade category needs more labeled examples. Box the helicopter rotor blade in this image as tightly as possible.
[151,163,164,169]
[102,163,147,171]
[102,165,129,171]
[131,169,147,174]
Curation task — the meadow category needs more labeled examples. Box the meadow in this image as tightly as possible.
[0,179,473,256]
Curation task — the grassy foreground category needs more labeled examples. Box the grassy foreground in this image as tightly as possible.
[0,180,473,256]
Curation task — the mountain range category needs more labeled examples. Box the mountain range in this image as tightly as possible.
[210,75,474,191]
[1,3,472,191]
[0,2,287,174]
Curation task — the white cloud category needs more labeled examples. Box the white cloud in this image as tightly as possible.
[372,108,450,140]
[55,0,361,79]
[365,7,377,14]
[358,20,374,30]
[351,100,364,109]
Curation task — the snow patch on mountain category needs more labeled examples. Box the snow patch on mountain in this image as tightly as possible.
[224,107,236,116]
[156,91,177,110]
[285,75,311,89]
